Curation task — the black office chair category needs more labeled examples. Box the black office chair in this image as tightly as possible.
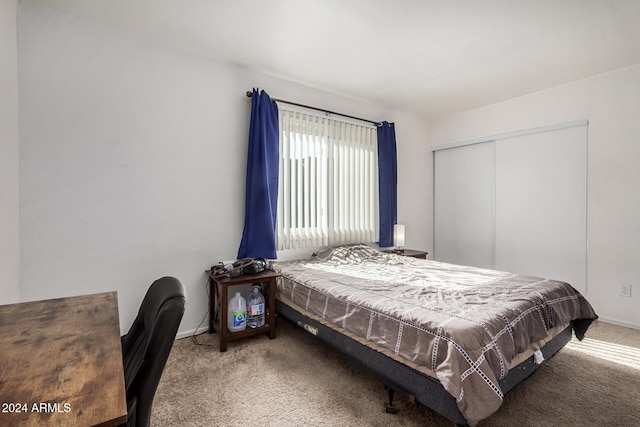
[120,276,186,427]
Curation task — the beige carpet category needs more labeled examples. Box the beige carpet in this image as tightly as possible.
[152,318,640,426]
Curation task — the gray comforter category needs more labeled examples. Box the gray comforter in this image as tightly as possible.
[272,244,597,426]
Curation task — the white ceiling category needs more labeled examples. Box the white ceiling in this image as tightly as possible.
[27,0,640,118]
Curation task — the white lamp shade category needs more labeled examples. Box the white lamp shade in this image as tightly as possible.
[393,224,405,247]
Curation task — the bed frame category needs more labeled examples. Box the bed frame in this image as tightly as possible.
[276,299,573,426]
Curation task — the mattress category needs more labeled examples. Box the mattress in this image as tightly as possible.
[272,244,597,426]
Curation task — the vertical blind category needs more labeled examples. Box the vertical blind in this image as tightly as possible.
[277,108,378,251]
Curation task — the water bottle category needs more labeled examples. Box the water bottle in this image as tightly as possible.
[246,285,265,328]
[227,292,246,332]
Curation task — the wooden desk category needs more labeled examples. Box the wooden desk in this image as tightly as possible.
[0,292,127,427]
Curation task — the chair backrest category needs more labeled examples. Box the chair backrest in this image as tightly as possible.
[121,276,186,427]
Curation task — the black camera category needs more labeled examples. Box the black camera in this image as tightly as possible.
[242,259,267,275]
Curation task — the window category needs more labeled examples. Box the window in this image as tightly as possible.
[277,108,379,251]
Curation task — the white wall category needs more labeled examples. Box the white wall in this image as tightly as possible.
[17,2,431,336]
[431,65,640,329]
[394,111,432,254]
[0,0,21,304]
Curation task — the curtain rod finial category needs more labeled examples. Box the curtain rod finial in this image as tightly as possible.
[246,90,253,98]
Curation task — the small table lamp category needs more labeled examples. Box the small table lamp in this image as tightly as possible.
[393,224,405,252]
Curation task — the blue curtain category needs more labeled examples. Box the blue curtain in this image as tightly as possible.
[377,121,397,247]
[237,89,279,259]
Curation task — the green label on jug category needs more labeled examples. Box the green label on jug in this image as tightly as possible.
[233,311,245,327]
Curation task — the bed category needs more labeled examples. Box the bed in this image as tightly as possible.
[271,244,597,426]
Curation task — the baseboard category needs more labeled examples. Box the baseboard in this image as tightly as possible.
[596,316,640,330]
[175,318,640,340]
[176,325,210,340]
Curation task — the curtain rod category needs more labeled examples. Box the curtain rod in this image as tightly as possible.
[245,91,381,126]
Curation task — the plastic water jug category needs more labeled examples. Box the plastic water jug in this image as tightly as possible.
[228,291,246,332]
[247,285,266,328]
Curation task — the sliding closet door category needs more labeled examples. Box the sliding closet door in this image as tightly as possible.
[434,141,495,268]
[495,125,587,293]
[433,121,587,294]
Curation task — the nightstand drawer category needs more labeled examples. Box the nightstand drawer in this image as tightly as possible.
[383,249,428,259]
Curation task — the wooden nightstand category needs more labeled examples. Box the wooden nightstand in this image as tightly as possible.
[383,249,428,259]
[207,270,278,352]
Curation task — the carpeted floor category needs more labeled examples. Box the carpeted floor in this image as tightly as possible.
[152,318,640,426]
